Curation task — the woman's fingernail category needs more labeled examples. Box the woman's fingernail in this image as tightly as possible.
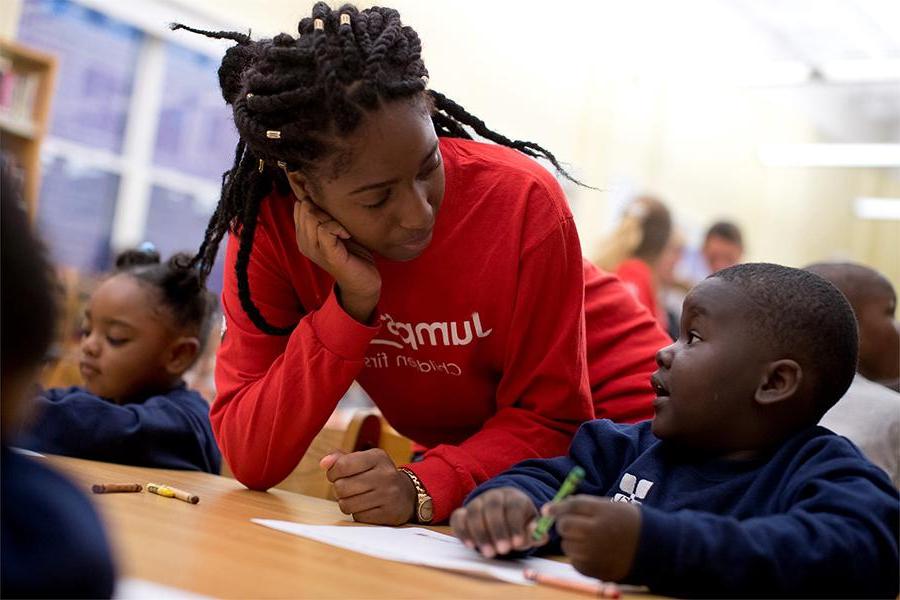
[464,540,475,549]
[480,545,495,558]
[511,534,523,547]
[496,540,510,554]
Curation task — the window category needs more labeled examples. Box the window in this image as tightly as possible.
[18,0,236,290]
[36,155,118,271]
[144,185,225,292]
[153,43,237,181]
[18,0,141,153]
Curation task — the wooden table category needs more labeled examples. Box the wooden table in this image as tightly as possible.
[46,455,648,599]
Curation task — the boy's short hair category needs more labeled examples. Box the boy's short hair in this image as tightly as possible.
[712,263,858,415]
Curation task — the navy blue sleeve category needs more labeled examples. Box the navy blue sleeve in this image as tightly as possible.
[22,387,221,474]
[628,454,900,598]
[467,453,574,508]
[467,420,652,507]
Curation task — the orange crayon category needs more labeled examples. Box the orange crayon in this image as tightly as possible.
[523,569,620,598]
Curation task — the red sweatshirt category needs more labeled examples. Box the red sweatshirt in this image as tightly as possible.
[213,138,666,522]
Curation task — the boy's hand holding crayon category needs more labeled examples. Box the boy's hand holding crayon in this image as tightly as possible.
[451,488,641,582]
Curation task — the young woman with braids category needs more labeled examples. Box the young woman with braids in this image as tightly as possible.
[174,2,669,526]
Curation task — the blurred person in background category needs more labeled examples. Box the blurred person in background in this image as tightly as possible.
[595,195,673,332]
[806,262,900,486]
[677,220,745,286]
[703,221,744,274]
[1,159,116,597]
[656,229,686,340]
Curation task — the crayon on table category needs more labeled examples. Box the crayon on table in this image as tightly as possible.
[92,483,143,494]
[524,568,621,598]
[532,465,585,541]
[147,482,200,504]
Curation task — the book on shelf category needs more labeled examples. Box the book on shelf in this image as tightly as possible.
[0,56,41,127]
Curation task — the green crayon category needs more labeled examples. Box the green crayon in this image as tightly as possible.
[531,466,585,541]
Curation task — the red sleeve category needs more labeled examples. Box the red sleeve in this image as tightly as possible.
[584,261,671,423]
[212,226,380,489]
[406,216,595,523]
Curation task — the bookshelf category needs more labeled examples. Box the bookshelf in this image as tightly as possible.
[0,38,57,220]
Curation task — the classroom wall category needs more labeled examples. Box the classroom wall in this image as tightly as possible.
[10,0,899,289]
[172,0,898,287]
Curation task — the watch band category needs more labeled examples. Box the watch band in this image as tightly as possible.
[398,467,433,524]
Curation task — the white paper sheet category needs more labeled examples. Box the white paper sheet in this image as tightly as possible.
[9,447,45,458]
[252,519,603,587]
[114,578,212,599]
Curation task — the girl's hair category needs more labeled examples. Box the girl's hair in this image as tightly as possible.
[114,248,218,355]
[174,2,580,336]
[594,195,672,271]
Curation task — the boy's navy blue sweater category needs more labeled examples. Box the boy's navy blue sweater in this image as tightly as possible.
[1,446,116,597]
[21,385,221,474]
[469,419,900,598]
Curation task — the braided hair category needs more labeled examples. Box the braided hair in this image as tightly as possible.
[174,2,581,335]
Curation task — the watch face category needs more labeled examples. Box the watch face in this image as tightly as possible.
[419,497,434,522]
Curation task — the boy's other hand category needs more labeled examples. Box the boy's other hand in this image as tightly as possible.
[450,487,542,558]
[546,495,641,582]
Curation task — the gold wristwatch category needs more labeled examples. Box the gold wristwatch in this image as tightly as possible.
[398,467,433,524]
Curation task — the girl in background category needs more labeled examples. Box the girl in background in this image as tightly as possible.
[595,196,673,332]
[22,249,221,473]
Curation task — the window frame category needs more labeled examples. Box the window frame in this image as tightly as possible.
[25,0,236,260]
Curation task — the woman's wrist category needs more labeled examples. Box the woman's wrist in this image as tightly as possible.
[336,286,380,324]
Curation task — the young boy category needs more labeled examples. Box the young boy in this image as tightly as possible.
[1,162,116,597]
[806,262,899,392]
[452,263,899,598]
[806,262,900,486]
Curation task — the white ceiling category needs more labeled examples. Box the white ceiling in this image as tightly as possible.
[732,0,900,63]
[702,0,900,143]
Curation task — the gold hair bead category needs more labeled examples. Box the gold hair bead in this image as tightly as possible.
[420,75,430,86]
[258,159,264,172]
[277,160,287,168]
[246,92,254,99]
[340,14,350,26]
[266,130,281,139]
[314,18,324,30]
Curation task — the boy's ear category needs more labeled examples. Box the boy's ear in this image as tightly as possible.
[165,337,201,376]
[754,359,802,406]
